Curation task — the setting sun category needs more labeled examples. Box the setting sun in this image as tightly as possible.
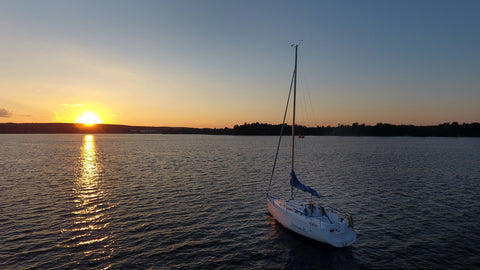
[76,112,103,125]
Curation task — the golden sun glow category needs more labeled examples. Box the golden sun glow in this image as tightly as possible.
[76,112,103,125]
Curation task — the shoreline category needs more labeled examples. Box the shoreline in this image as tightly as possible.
[1,122,479,137]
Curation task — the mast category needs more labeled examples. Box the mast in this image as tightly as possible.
[291,43,298,199]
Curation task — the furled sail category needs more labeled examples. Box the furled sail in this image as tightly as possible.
[290,170,320,198]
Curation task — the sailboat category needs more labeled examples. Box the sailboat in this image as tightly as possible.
[266,43,356,248]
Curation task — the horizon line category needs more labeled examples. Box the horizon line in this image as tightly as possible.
[1,121,479,129]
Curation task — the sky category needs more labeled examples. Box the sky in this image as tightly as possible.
[1,0,479,128]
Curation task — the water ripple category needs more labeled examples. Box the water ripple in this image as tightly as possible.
[1,135,479,269]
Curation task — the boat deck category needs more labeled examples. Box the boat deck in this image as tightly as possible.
[273,198,336,224]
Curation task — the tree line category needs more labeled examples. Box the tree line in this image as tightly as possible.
[1,122,479,136]
[212,122,480,137]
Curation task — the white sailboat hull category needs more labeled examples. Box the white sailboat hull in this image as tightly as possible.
[267,195,356,247]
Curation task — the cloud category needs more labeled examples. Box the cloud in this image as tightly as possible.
[0,108,13,117]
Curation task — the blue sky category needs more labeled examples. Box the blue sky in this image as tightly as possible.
[1,0,479,127]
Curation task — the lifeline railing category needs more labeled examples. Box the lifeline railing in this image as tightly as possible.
[325,205,355,228]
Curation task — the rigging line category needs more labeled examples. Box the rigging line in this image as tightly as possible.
[303,77,317,128]
[267,68,295,193]
[297,53,315,127]
[298,57,309,126]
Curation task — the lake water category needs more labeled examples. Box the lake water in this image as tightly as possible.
[1,134,479,269]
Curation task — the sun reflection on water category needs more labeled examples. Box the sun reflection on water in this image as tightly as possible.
[61,135,114,269]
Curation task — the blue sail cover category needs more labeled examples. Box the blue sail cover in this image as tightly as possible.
[290,170,320,198]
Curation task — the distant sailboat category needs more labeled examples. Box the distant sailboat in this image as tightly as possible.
[266,43,356,247]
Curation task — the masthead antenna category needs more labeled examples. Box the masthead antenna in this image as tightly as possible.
[291,40,303,47]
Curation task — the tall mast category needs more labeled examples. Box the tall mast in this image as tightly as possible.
[291,43,298,199]
[291,44,297,171]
